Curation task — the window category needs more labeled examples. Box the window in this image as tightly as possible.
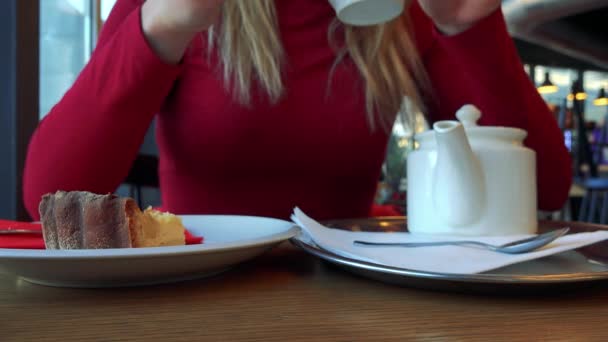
[532,66,608,123]
[584,70,608,123]
[101,0,115,21]
[533,65,578,106]
[39,0,116,119]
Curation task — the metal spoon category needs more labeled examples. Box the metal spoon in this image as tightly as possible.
[353,227,570,254]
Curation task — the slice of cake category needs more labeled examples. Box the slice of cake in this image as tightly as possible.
[135,207,187,247]
[39,191,186,250]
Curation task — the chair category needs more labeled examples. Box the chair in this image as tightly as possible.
[577,177,608,224]
[123,154,160,208]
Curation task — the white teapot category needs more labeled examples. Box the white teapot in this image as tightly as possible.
[406,105,538,236]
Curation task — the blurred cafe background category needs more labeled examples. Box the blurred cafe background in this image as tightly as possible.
[1,0,608,223]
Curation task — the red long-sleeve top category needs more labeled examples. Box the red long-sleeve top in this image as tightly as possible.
[24,0,572,221]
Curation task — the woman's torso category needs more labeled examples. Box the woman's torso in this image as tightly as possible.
[156,0,396,220]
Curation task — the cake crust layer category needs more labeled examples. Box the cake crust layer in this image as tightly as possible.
[39,191,135,249]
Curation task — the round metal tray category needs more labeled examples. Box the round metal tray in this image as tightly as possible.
[290,217,608,294]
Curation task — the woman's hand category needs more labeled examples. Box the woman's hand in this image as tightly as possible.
[141,0,225,64]
[416,0,502,36]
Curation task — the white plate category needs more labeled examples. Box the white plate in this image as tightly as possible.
[291,217,608,294]
[0,215,299,288]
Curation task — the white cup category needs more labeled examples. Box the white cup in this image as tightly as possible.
[327,0,405,26]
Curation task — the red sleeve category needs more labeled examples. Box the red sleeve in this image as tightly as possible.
[23,0,182,220]
[409,2,572,212]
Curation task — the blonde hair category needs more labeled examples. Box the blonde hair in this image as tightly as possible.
[209,0,427,130]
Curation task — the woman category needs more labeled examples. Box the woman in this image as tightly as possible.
[23,0,572,221]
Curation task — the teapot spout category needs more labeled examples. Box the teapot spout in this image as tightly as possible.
[432,121,485,226]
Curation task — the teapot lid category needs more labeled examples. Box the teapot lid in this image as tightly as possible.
[415,105,527,144]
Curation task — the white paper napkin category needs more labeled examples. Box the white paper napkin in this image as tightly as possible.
[291,207,608,274]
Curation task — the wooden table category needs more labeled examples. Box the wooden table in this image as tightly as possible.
[2,242,608,341]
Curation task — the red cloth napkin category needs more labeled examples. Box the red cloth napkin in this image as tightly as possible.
[370,204,403,217]
[0,219,203,249]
